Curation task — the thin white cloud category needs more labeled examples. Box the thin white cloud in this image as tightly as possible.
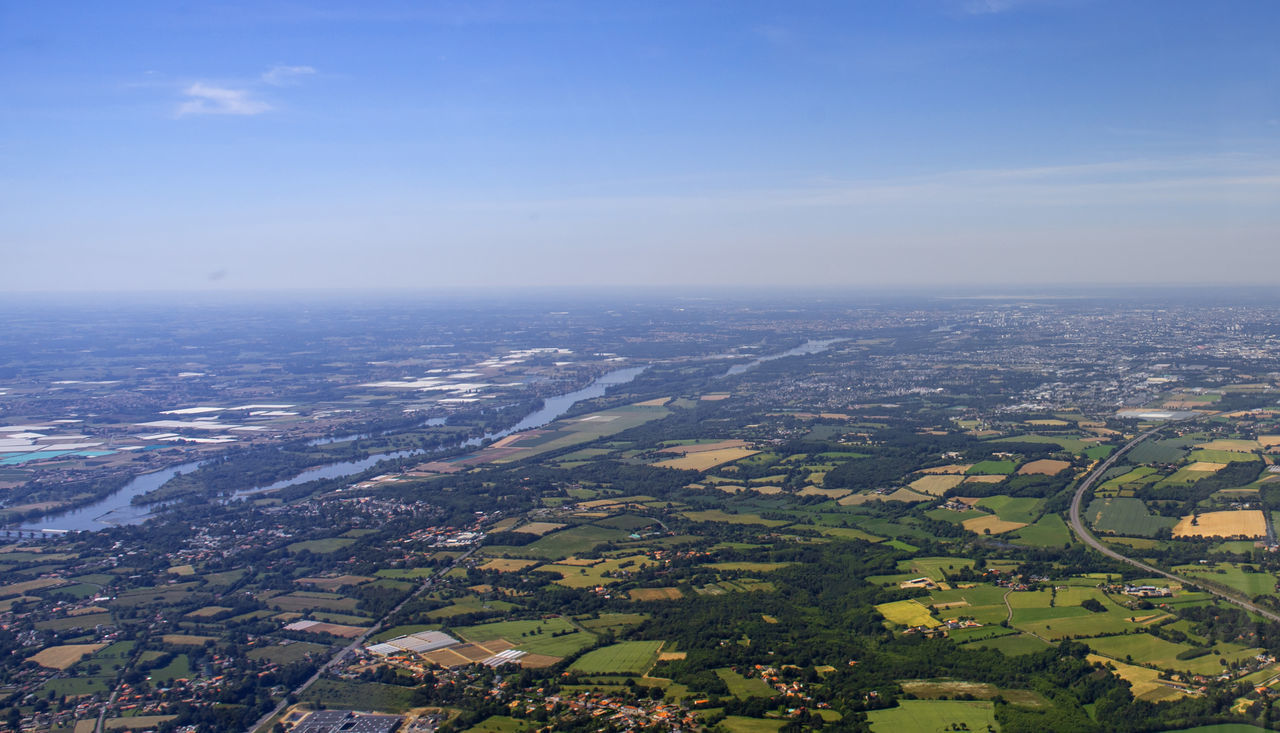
[176,83,272,117]
[261,65,316,86]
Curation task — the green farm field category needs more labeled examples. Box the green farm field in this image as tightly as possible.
[569,640,663,674]
[1086,497,1176,537]
[866,700,997,733]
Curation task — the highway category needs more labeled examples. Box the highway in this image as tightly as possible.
[1068,425,1280,624]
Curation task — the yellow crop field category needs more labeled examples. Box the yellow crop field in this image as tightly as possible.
[1017,459,1073,476]
[1195,439,1260,453]
[162,634,219,646]
[629,587,684,601]
[962,515,1028,535]
[1173,510,1267,538]
[1086,654,1188,702]
[798,486,851,499]
[908,474,965,496]
[512,522,565,535]
[965,475,1006,484]
[0,577,66,598]
[29,643,106,670]
[480,559,541,572]
[1258,435,1280,449]
[875,599,940,628]
[920,464,972,474]
[839,488,932,505]
[1184,461,1227,472]
[654,447,758,471]
[658,439,749,454]
[633,397,671,407]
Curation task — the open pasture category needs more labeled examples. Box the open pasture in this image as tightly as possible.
[570,640,663,675]
[899,556,975,581]
[899,680,1046,708]
[682,509,788,526]
[875,599,939,628]
[967,460,1018,475]
[1189,449,1259,464]
[491,525,629,559]
[480,558,541,572]
[629,587,684,601]
[1087,497,1176,537]
[1173,510,1267,539]
[511,521,565,535]
[866,700,997,733]
[716,668,778,698]
[993,433,1090,452]
[976,495,1042,523]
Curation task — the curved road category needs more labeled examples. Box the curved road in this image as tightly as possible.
[1068,425,1280,624]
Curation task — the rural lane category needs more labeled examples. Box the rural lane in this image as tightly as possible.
[1068,424,1280,625]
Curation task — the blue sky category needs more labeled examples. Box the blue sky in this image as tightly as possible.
[2,1,1278,292]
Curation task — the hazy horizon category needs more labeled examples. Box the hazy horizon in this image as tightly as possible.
[4,1,1278,292]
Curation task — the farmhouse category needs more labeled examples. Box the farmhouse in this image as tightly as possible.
[1123,585,1173,598]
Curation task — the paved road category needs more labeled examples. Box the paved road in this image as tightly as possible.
[1068,426,1280,624]
[248,546,479,733]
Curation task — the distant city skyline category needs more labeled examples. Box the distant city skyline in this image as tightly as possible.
[3,1,1278,292]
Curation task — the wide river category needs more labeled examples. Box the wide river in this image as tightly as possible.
[18,339,837,532]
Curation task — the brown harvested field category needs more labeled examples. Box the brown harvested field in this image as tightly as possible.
[270,593,360,613]
[908,474,965,496]
[634,397,671,407]
[0,577,66,598]
[962,515,1028,535]
[1017,459,1073,476]
[798,486,851,499]
[29,643,106,670]
[580,498,625,509]
[965,475,1007,484]
[702,483,747,494]
[629,587,684,601]
[103,716,178,731]
[838,488,932,505]
[1185,462,1227,472]
[953,497,984,506]
[185,605,232,618]
[658,439,749,454]
[700,393,730,401]
[1195,439,1260,452]
[511,522,566,536]
[294,575,374,591]
[658,651,688,661]
[920,464,973,475]
[653,448,758,471]
[1259,435,1280,449]
[480,558,541,572]
[422,639,515,667]
[161,634,218,646]
[518,653,563,668]
[291,622,367,638]
[1173,510,1267,538]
